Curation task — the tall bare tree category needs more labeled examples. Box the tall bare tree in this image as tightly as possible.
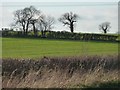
[38,15,55,37]
[13,9,26,34]
[28,6,41,36]
[99,22,111,34]
[59,12,79,33]
[30,19,38,36]
[13,6,41,35]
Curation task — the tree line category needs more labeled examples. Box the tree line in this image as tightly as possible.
[9,6,111,37]
[2,5,118,42]
[11,6,55,37]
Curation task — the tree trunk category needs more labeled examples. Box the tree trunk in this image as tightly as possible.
[22,23,26,35]
[42,31,46,37]
[26,22,29,36]
[102,26,107,34]
[32,23,37,37]
[104,29,107,34]
[23,27,26,35]
[70,23,74,33]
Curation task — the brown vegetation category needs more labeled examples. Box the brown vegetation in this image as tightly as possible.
[2,55,120,88]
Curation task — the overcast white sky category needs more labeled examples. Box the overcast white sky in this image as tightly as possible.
[0,0,119,33]
[0,0,119,2]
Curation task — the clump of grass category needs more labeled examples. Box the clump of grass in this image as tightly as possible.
[2,55,120,88]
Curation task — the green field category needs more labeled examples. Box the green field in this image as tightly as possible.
[2,37,118,58]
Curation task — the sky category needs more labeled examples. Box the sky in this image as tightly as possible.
[0,0,119,2]
[0,0,119,33]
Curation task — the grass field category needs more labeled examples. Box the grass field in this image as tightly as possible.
[2,37,118,58]
[2,37,119,88]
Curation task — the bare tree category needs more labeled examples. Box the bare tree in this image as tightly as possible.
[13,9,26,34]
[30,19,38,36]
[13,6,41,35]
[99,22,111,34]
[38,15,55,37]
[59,12,79,33]
[28,6,41,36]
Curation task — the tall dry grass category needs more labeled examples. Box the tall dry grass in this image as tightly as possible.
[2,55,120,88]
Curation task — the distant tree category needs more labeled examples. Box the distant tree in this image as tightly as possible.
[30,19,38,36]
[38,15,55,37]
[13,6,41,35]
[28,6,41,36]
[13,9,26,34]
[59,12,79,33]
[99,22,111,34]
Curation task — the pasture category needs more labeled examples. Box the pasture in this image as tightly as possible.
[2,37,119,88]
[2,37,118,58]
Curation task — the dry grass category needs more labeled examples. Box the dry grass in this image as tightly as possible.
[2,55,120,88]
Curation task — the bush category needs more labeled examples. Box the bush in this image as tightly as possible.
[2,30,119,42]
